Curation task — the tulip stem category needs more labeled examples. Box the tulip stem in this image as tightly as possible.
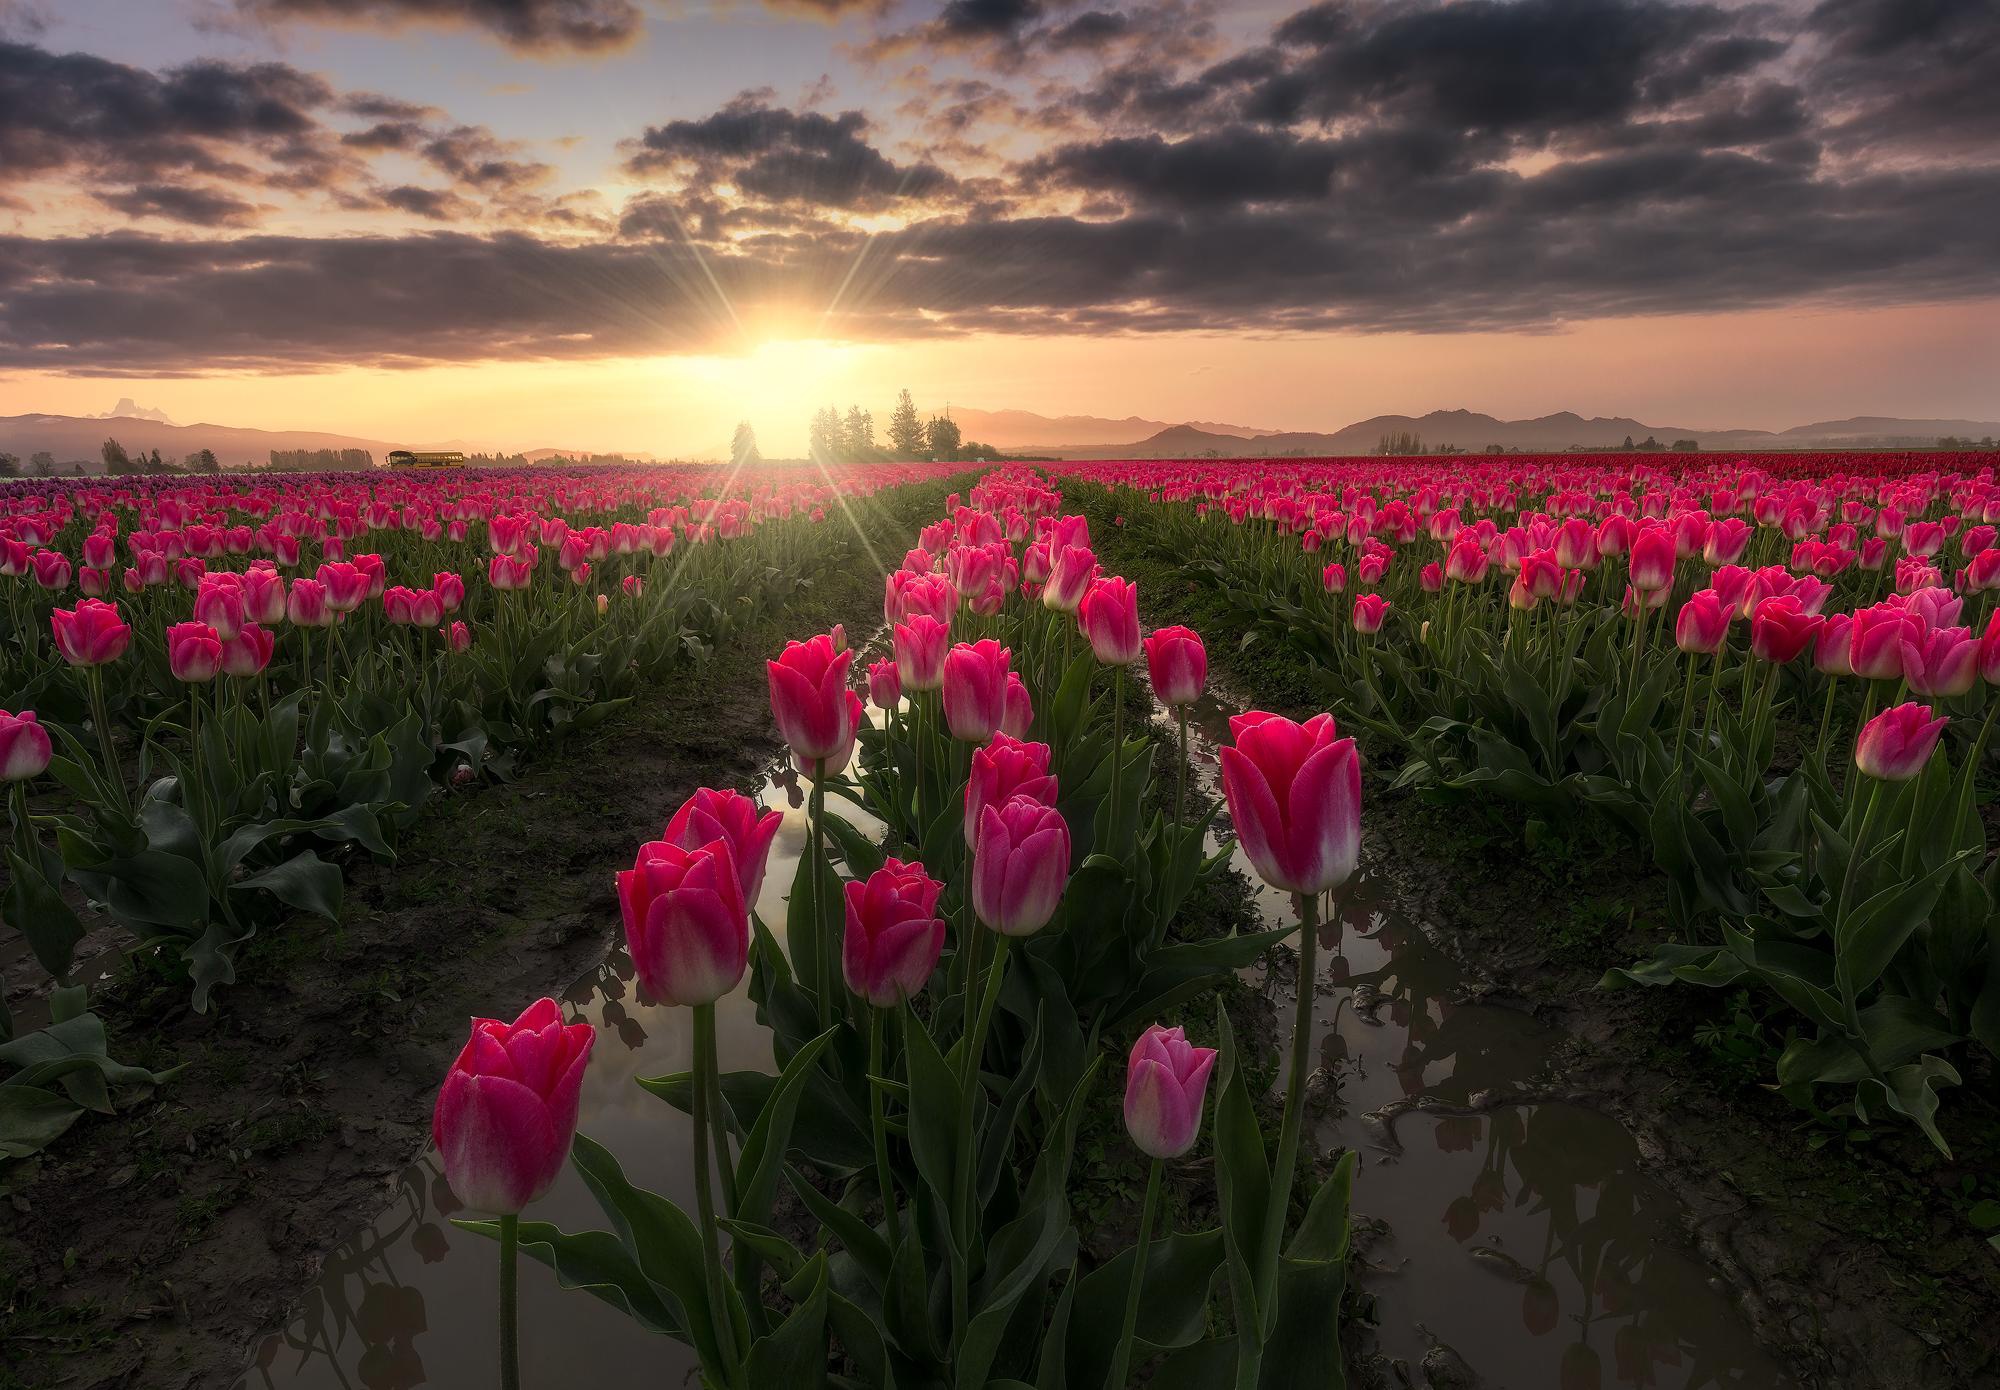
[84,667,129,818]
[1108,1157,1163,1390]
[1174,702,1189,830]
[1108,664,1126,850]
[951,931,1011,1354]
[809,767,831,1030]
[497,1212,519,1390]
[690,1002,741,1383]
[1259,889,1319,1341]
[869,1008,901,1247]
[912,694,927,841]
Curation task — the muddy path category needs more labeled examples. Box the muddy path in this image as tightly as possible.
[1079,489,2000,1390]
[0,477,964,1390]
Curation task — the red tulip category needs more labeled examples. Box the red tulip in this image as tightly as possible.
[768,632,856,766]
[1702,517,1752,565]
[660,787,783,907]
[435,571,466,612]
[0,709,52,781]
[1748,596,1822,663]
[194,577,245,640]
[1352,594,1391,634]
[1321,561,1346,593]
[1849,605,1913,680]
[1855,702,1948,780]
[242,567,286,624]
[1123,1023,1216,1159]
[1444,536,1489,584]
[488,554,533,591]
[893,615,949,692]
[318,561,369,613]
[1812,613,1853,676]
[842,857,946,1007]
[30,550,70,591]
[971,795,1071,936]
[1982,611,2000,687]
[50,599,131,666]
[1219,711,1360,895]
[942,639,1011,742]
[618,837,749,1005]
[1079,576,1142,665]
[1674,590,1730,654]
[1628,527,1676,592]
[432,997,594,1215]
[1144,625,1207,707]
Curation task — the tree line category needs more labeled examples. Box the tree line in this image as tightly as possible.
[729,389,1010,467]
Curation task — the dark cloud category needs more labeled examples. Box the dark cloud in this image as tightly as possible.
[381,185,469,219]
[96,184,262,227]
[626,96,955,208]
[0,40,333,183]
[233,0,641,54]
[421,125,554,190]
[1806,0,2000,152]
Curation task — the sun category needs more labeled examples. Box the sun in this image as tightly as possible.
[673,331,883,455]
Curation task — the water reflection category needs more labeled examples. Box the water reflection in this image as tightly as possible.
[1165,691,1790,1389]
[244,693,1786,1389]
[239,736,885,1390]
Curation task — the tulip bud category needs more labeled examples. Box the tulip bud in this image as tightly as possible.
[867,658,902,711]
[1079,576,1142,665]
[767,633,856,766]
[432,997,595,1215]
[1123,1023,1217,1159]
[50,599,132,666]
[166,621,223,682]
[1000,672,1035,739]
[942,639,1012,742]
[660,787,783,907]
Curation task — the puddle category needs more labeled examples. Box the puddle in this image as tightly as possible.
[1170,692,1792,1389]
[238,739,884,1390]
[242,693,1790,1389]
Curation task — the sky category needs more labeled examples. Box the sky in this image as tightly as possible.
[1,0,1996,457]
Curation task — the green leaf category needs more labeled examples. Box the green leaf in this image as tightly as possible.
[1260,1155,1356,1390]
[2,845,86,980]
[0,1083,85,1159]
[1066,1228,1225,1389]
[745,1252,831,1389]
[460,1219,685,1336]
[1211,1001,1269,1362]
[901,1006,961,1214]
[232,849,343,923]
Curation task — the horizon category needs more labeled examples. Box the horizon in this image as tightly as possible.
[2,0,1997,456]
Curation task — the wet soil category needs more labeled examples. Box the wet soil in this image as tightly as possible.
[1080,492,2000,1390]
[0,476,964,1390]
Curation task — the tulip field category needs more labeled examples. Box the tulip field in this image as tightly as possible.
[5,452,2000,1389]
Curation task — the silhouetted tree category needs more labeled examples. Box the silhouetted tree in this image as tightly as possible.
[925,413,962,461]
[101,437,133,473]
[887,389,924,458]
[844,405,874,460]
[731,420,760,467]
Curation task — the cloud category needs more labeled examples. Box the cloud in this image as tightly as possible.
[232,0,642,54]
[95,184,263,227]
[626,95,956,208]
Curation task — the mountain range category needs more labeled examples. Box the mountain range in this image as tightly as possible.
[1,403,1994,470]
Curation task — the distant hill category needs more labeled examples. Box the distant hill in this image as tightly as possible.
[1041,409,2000,459]
[0,414,630,469]
[947,407,1270,449]
[91,397,178,426]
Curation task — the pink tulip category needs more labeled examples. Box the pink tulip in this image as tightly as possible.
[1,709,52,781]
[1000,672,1034,739]
[1849,606,1913,680]
[894,615,950,692]
[1702,518,1752,566]
[1079,576,1142,665]
[242,567,286,624]
[966,733,1058,847]
[435,571,467,613]
[972,795,1071,936]
[1674,591,1730,654]
[489,554,533,591]
[1748,596,1822,663]
[31,550,70,591]
[444,620,473,652]
[1902,626,1977,698]
[287,578,334,627]
[1321,562,1346,594]
[842,857,947,1007]
[942,639,1012,742]
[1219,711,1360,895]
[1982,611,2000,686]
[1123,1023,1217,1159]
[1041,544,1096,613]
[167,621,223,682]
[1144,626,1207,707]
[194,578,245,640]
[221,624,275,677]
[1812,613,1853,677]
[1628,528,1676,592]
[1352,594,1391,634]
[868,659,902,711]
[1444,537,1489,584]
[660,787,783,907]
[1855,702,1948,781]
[618,837,749,1006]
[50,599,131,666]
[768,633,857,766]
[432,997,595,1215]
[318,561,369,613]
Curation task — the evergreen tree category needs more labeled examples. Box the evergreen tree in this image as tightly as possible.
[887,389,924,458]
[844,405,874,460]
[808,406,844,463]
[101,438,132,474]
[731,420,760,467]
